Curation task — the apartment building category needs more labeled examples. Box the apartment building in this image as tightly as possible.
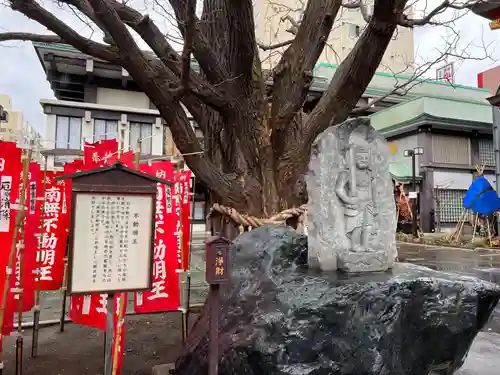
[254,0,414,72]
[0,94,43,153]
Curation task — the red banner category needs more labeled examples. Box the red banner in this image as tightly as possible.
[0,141,21,344]
[83,139,119,168]
[9,162,41,312]
[175,170,192,270]
[69,293,126,372]
[134,162,180,313]
[37,172,70,290]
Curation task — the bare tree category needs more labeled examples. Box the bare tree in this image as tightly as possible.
[0,0,486,229]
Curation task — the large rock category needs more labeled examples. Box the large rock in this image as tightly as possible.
[175,226,500,375]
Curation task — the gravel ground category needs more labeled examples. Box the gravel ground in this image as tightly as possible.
[3,312,197,375]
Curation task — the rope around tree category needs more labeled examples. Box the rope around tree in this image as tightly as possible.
[208,203,307,233]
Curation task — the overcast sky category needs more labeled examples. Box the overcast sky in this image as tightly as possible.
[0,1,499,135]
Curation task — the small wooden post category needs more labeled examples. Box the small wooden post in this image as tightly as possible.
[104,294,115,375]
[31,156,48,358]
[205,236,231,375]
[487,217,493,246]
[472,214,479,243]
[59,257,68,332]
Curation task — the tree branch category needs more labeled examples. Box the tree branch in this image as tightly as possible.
[8,0,119,62]
[85,0,246,208]
[170,0,196,100]
[257,39,293,51]
[397,0,473,27]
[271,0,342,163]
[107,0,230,112]
[0,32,62,43]
[283,0,406,187]
[169,0,231,86]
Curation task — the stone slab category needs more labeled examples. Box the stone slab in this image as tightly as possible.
[152,362,175,375]
[337,249,389,273]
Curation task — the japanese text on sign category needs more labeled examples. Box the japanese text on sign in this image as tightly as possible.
[70,193,153,294]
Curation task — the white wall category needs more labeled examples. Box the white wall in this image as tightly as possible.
[387,134,420,174]
[434,171,473,190]
[96,88,150,109]
[484,174,497,190]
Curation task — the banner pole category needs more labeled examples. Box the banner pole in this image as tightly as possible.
[31,156,48,358]
[15,147,33,375]
[104,294,114,375]
[175,160,187,343]
[185,175,196,336]
[59,257,68,332]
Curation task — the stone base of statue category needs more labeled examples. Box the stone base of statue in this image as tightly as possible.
[173,226,500,375]
[337,249,389,273]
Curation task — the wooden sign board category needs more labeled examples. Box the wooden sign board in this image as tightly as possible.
[490,18,500,30]
[70,192,154,294]
[205,236,231,285]
[56,162,173,295]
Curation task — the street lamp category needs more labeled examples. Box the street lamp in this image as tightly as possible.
[404,147,424,237]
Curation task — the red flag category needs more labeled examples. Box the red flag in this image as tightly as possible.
[37,172,70,290]
[175,170,192,270]
[9,162,41,312]
[66,159,84,173]
[83,139,119,167]
[0,141,22,344]
[118,151,136,169]
[134,162,180,313]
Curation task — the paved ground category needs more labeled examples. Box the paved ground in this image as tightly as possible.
[5,239,500,374]
[397,242,500,375]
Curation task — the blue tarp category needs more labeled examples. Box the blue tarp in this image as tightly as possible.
[463,176,500,215]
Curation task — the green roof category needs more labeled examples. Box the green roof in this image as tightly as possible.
[389,162,418,182]
[314,62,489,93]
[370,96,492,132]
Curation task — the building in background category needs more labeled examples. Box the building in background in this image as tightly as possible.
[32,42,208,223]
[0,94,43,156]
[370,84,493,233]
[253,0,414,73]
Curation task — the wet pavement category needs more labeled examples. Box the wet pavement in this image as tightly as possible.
[397,242,500,375]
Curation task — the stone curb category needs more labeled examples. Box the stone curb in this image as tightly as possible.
[396,241,476,252]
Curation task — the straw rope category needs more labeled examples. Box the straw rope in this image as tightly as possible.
[209,203,307,233]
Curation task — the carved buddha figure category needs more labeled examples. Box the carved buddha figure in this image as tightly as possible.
[335,143,375,252]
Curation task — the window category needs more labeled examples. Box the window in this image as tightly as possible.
[479,139,495,167]
[56,116,82,149]
[129,122,152,154]
[94,119,118,141]
[436,189,466,223]
[432,134,470,165]
[347,23,360,38]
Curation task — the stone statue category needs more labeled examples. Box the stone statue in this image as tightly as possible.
[306,117,397,273]
[336,141,376,252]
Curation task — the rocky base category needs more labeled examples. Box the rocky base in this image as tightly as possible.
[175,225,500,375]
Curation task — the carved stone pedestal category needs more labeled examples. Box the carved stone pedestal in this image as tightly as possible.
[337,249,389,273]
